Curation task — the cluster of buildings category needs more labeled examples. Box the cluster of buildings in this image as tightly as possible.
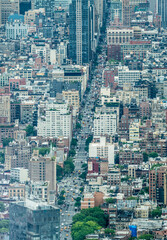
[80,0,167,239]
[0,0,167,239]
[0,0,107,239]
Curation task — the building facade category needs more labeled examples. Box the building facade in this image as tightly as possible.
[9,200,60,240]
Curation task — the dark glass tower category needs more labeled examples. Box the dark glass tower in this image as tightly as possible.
[158,0,167,28]
[69,0,90,65]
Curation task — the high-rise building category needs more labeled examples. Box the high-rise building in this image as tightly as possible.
[0,0,19,25]
[110,0,122,23]
[122,0,130,26]
[9,199,60,240]
[55,0,71,9]
[33,0,55,18]
[149,0,156,14]
[157,0,167,28]
[69,0,90,65]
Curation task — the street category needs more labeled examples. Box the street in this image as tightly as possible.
[58,26,109,240]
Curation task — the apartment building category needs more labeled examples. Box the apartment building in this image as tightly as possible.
[62,90,80,116]
[38,100,72,141]
[93,113,117,136]
[89,136,114,165]
[29,150,57,192]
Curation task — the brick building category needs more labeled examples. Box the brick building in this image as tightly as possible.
[139,101,151,119]
[149,166,167,204]
[119,151,143,165]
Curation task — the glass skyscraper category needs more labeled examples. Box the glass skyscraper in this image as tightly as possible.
[69,0,90,65]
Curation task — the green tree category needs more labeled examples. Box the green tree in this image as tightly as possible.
[0,202,5,212]
[0,220,9,229]
[38,147,50,156]
[143,152,148,162]
[138,234,154,240]
[72,207,108,228]
[3,138,13,147]
[150,207,162,218]
[75,197,81,208]
[57,165,63,180]
[78,114,82,121]
[25,125,36,136]
[71,138,78,147]
[76,122,81,129]
[0,152,5,164]
[79,171,87,180]
[69,149,76,157]
[71,221,101,240]
[105,198,116,204]
[64,158,75,174]
[105,228,115,236]
[149,152,158,158]
[85,135,93,147]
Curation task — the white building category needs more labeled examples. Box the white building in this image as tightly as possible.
[107,28,133,45]
[56,42,67,65]
[31,42,50,63]
[6,21,28,39]
[11,168,29,183]
[117,66,141,87]
[37,100,72,141]
[89,136,114,165]
[93,113,117,136]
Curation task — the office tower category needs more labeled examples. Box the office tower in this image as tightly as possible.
[34,0,55,18]
[55,0,71,9]
[69,0,90,65]
[0,0,20,25]
[9,199,60,240]
[122,0,130,26]
[20,0,31,15]
[149,0,156,14]
[110,0,122,23]
[158,0,167,28]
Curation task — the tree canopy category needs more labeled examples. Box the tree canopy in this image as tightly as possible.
[150,207,162,218]
[71,221,101,240]
[3,138,13,147]
[25,125,36,136]
[72,207,108,228]
[138,234,154,240]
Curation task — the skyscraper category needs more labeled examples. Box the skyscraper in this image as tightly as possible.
[69,0,90,65]
[158,0,167,28]
[122,0,130,26]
